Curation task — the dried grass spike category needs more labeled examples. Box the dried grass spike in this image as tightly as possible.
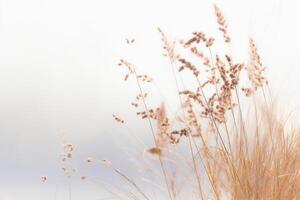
[112,114,125,123]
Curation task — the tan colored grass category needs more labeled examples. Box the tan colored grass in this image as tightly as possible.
[112,4,300,200]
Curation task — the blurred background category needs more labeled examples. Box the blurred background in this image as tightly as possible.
[0,0,299,199]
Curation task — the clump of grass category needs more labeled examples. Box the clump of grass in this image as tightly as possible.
[111,4,300,200]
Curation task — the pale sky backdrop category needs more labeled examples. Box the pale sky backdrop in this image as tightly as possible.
[0,0,299,199]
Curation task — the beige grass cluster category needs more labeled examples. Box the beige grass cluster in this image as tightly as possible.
[112,4,300,200]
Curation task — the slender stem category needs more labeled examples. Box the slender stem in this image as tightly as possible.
[227,43,250,197]
[168,59,204,199]
[252,93,259,149]
[230,109,239,146]
[196,78,229,156]
[195,77,244,193]
[132,66,173,200]
[188,135,205,200]
[234,86,249,157]
[209,47,233,156]
[113,168,151,200]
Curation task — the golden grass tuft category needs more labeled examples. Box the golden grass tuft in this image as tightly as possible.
[110,4,300,200]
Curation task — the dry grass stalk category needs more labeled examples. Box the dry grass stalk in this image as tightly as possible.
[243,38,268,93]
[214,4,231,43]
[112,114,125,124]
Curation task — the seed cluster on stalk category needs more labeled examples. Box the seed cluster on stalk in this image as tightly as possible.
[115,4,268,156]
